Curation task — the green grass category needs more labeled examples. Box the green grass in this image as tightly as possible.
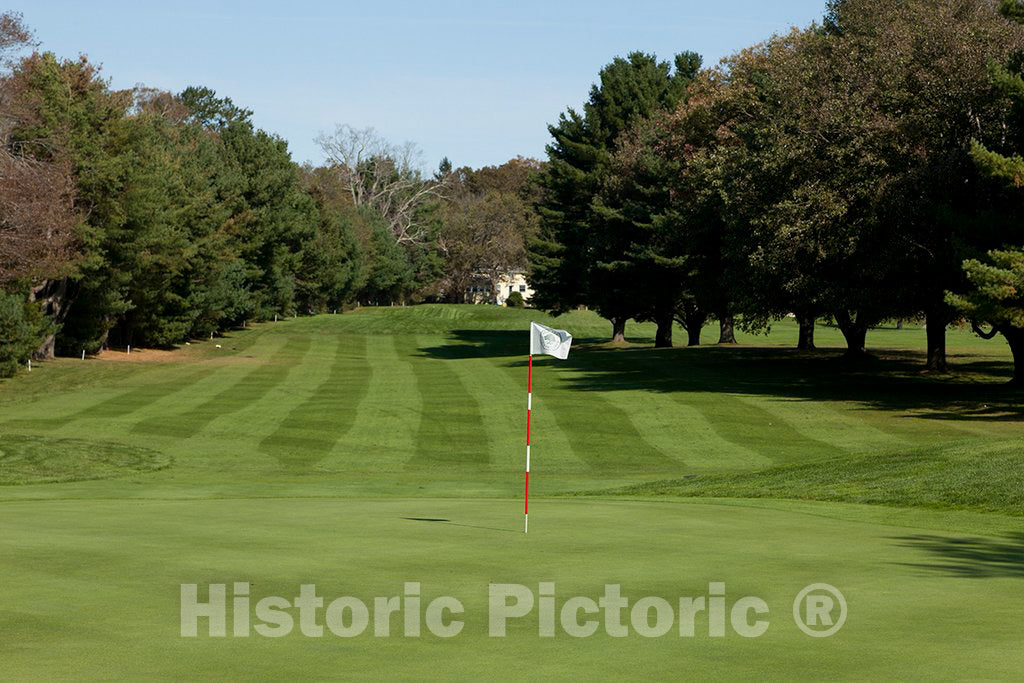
[1,305,1022,678]
[616,439,1024,515]
[0,435,170,484]
[3,497,1023,679]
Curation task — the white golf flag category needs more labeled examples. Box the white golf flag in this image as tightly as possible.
[530,322,573,359]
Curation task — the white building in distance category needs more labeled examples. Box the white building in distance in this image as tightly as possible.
[465,271,534,306]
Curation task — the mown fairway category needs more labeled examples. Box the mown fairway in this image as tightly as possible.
[1,305,1022,678]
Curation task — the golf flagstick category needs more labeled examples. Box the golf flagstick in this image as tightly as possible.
[524,322,573,534]
[525,354,532,533]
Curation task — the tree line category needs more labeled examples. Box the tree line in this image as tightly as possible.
[529,0,1024,383]
[0,14,539,376]
[6,1,1024,383]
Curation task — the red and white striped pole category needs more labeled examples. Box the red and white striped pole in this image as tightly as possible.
[524,354,533,533]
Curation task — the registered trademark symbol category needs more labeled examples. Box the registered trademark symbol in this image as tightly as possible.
[793,583,847,637]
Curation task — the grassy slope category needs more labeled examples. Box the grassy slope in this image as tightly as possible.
[2,305,1023,679]
[616,439,1024,514]
[1,305,1019,507]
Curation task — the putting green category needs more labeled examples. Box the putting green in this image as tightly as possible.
[1,306,1021,678]
[1,497,1020,679]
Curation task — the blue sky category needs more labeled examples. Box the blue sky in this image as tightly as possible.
[20,1,827,169]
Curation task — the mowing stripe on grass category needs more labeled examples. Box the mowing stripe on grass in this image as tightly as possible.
[440,356,518,469]
[510,365,593,500]
[413,330,587,473]
[540,361,678,473]
[259,335,370,469]
[123,333,285,439]
[450,352,589,474]
[79,365,230,419]
[407,335,490,469]
[849,401,993,445]
[746,395,912,457]
[3,365,217,433]
[324,335,421,470]
[0,332,284,433]
[687,392,840,466]
[614,390,770,470]
[130,335,311,440]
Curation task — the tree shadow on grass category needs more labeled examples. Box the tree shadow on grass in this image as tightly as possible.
[893,533,1024,578]
[417,329,618,360]
[418,330,1022,420]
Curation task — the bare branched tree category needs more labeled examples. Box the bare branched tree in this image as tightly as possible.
[0,150,76,286]
[0,11,33,67]
[315,124,445,244]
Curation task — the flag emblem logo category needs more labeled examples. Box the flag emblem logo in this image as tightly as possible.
[540,329,560,353]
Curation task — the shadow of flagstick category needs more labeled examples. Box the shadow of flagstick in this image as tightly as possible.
[401,517,518,534]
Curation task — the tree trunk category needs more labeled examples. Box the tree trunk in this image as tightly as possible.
[654,313,673,348]
[611,316,627,343]
[796,313,816,351]
[1004,328,1024,386]
[29,278,68,360]
[35,332,56,360]
[687,326,701,347]
[925,308,947,373]
[683,309,707,347]
[717,314,737,344]
[834,311,869,359]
